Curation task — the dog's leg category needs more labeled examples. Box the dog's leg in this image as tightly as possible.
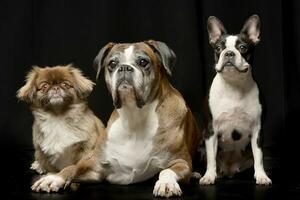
[153,162,191,198]
[200,133,218,185]
[30,161,45,174]
[31,155,102,192]
[251,124,272,185]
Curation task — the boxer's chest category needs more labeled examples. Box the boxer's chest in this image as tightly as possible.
[103,100,165,184]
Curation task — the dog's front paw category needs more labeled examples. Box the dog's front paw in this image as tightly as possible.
[31,174,66,193]
[255,171,272,185]
[153,179,182,198]
[30,161,45,174]
[199,171,217,185]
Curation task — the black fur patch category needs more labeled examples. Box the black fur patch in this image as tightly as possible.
[203,121,214,139]
[235,34,256,66]
[231,130,242,141]
[257,130,263,148]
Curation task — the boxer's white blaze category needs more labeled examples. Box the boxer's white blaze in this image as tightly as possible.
[123,45,140,71]
[122,45,143,89]
[124,45,135,65]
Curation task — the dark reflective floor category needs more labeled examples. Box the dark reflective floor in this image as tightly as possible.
[1,149,293,200]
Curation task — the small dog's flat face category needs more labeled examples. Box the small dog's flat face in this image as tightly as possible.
[93,40,176,109]
[17,65,94,109]
[207,15,260,79]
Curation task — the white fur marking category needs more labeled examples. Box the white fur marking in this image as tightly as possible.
[124,45,134,64]
[31,161,45,174]
[225,35,238,50]
[200,135,218,185]
[251,127,272,185]
[104,100,165,184]
[34,110,87,168]
[31,174,65,193]
[39,115,83,155]
[153,169,182,197]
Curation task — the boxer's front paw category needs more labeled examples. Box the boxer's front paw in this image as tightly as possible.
[199,171,217,185]
[153,178,182,198]
[255,171,272,185]
[30,161,45,174]
[153,169,182,197]
[31,174,66,193]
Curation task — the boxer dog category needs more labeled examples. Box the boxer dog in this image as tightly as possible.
[31,40,201,198]
[199,15,272,185]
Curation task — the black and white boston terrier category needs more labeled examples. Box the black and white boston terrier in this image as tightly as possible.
[200,15,272,185]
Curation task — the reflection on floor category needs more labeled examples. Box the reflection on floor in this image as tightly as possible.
[1,148,290,200]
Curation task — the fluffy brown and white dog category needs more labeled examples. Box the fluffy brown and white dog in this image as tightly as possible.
[30,41,201,197]
[17,65,104,191]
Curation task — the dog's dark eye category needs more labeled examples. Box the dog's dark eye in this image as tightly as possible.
[39,83,49,91]
[215,45,222,53]
[138,59,149,67]
[108,60,118,69]
[61,81,71,89]
[239,44,248,53]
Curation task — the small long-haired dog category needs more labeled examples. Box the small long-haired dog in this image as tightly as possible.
[17,65,104,181]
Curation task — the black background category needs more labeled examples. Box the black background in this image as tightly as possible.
[1,0,300,198]
[1,0,290,151]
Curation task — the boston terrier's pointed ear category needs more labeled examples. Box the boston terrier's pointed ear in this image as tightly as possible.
[144,40,176,76]
[93,42,115,80]
[207,16,227,44]
[241,15,261,44]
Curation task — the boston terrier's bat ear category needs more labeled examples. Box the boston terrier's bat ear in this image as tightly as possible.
[207,16,227,44]
[241,15,261,44]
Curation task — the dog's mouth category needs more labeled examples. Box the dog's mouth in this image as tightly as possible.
[117,80,134,91]
[113,79,145,109]
[224,61,235,67]
[217,62,249,73]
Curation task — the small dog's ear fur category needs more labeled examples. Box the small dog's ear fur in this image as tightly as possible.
[93,42,115,80]
[241,15,260,44]
[67,64,95,99]
[16,66,40,103]
[144,40,176,76]
[207,16,227,44]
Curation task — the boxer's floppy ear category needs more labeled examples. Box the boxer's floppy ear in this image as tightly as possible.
[144,40,176,76]
[207,16,227,44]
[240,15,260,44]
[93,42,115,80]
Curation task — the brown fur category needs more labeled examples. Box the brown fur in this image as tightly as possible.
[35,42,202,196]
[17,64,104,175]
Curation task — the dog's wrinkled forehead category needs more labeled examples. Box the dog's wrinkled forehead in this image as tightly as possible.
[106,43,157,65]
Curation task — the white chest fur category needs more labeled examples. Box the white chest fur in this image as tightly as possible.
[34,111,85,158]
[104,100,162,184]
[209,74,261,149]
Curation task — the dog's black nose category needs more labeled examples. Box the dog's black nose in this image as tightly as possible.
[225,51,235,58]
[118,65,134,72]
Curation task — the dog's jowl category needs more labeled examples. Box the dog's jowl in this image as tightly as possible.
[200,15,272,185]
